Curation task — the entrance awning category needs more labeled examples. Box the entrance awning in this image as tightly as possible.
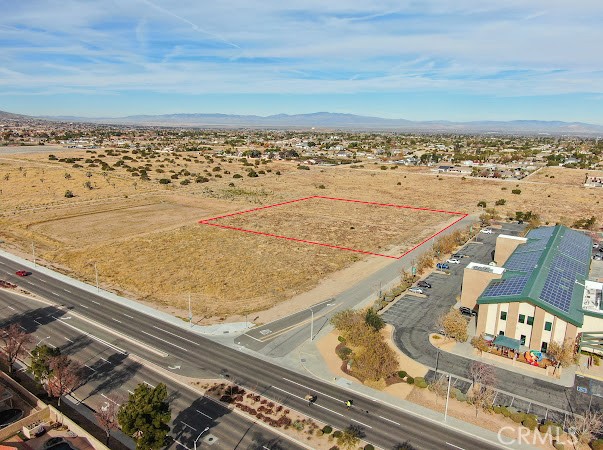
[493,335,521,352]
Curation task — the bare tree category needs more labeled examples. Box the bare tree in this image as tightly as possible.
[0,323,32,374]
[429,374,449,405]
[436,309,468,342]
[567,410,603,444]
[470,334,490,356]
[548,338,579,370]
[469,362,496,417]
[46,355,83,407]
[96,394,120,446]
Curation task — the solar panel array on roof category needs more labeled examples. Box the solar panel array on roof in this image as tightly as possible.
[539,245,589,312]
[558,229,592,261]
[504,251,542,272]
[482,275,530,298]
[526,227,555,240]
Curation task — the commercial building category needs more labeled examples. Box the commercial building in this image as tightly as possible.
[460,225,603,353]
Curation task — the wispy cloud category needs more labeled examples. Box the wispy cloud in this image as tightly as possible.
[1,1,603,110]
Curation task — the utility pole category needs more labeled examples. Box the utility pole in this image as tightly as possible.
[194,427,210,450]
[32,243,36,267]
[94,263,99,292]
[310,308,314,342]
[444,374,451,422]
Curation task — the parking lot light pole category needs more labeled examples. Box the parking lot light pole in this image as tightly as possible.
[310,308,314,341]
[94,263,99,292]
[194,426,210,450]
[32,243,36,267]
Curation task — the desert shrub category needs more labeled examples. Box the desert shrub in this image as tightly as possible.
[337,335,346,343]
[316,430,323,437]
[512,189,521,195]
[247,170,258,177]
[64,190,74,198]
[336,346,352,360]
[195,176,209,183]
[233,173,243,178]
[522,417,538,430]
[455,392,467,402]
[500,407,511,417]
[414,377,425,385]
[275,171,281,175]
[495,199,506,206]
[511,412,526,423]
[493,406,502,414]
[322,425,333,434]
[297,165,310,170]
[332,430,342,438]
[406,376,414,385]
[318,184,326,189]
[554,443,564,450]
[398,371,407,379]
[417,381,428,388]
[364,445,375,450]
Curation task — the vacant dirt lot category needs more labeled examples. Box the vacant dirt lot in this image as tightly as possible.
[1,149,600,322]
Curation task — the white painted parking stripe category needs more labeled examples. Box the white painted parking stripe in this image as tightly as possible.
[378,415,400,425]
[152,326,200,346]
[101,393,120,406]
[127,389,134,395]
[196,409,213,420]
[84,364,96,372]
[64,337,73,342]
[272,385,344,417]
[99,357,112,365]
[140,330,188,352]
[144,380,155,388]
[181,422,197,432]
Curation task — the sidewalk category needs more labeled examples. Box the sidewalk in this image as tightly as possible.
[279,337,539,450]
[576,353,603,382]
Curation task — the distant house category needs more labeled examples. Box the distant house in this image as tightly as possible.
[438,165,454,172]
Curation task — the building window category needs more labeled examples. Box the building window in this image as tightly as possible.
[544,321,552,331]
[499,330,505,336]
[518,314,525,324]
[527,316,534,326]
[541,341,548,353]
[520,334,526,345]
[500,311,507,320]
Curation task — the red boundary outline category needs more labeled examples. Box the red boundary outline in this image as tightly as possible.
[199,195,468,259]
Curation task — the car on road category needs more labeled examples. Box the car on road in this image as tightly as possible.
[436,262,449,270]
[15,270,29,277]
[446,258,461,264]
[480,229,493,234]
[452,253,466,259]
[408,287,424,294]
[417,280,431,288]
[459,306,477,317]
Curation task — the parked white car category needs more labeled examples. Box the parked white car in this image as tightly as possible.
[480,229,493,234]
[408,287,424,294]
[446,258,461,264]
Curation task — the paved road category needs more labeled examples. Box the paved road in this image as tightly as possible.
[0,290,297,450]
[237,214,477,357]
[383,224,602,416]
[0,255,501,450]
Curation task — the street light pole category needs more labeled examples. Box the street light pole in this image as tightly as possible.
[435,348,440,376]
[32,243,36,267]
[194,426,210,450]
[37,336,50,346]
[444,374,451,422]
[94,263,99,292]
[188,293,192,328]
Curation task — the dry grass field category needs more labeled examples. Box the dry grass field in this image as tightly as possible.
[1,148,601,322]
[526,166,603,186]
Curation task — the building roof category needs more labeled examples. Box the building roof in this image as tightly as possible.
[478,225,592,327]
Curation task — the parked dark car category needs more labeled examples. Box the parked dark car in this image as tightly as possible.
[417,281,432,288]
[459,306,477,317]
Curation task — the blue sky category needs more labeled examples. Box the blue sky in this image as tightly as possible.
[1,1,603,123]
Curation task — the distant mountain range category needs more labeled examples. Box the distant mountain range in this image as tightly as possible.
[2,110,603,135]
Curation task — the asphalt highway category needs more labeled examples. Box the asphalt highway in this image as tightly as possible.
[0,255,502,450]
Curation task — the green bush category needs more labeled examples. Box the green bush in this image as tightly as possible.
[233,173,243,178]
[493,406,502,414]
[522,417,538,430]
[590,439,603,450]
[332,430,342,438]
[337,335,346,343]
[406,376,414,385]
[336,347,352,360]
[511,412,526,423]
[322,425,333,434]
[364,445,375,450]
[500,407,511,417]
[553,443,564,450]
[417,381,428,388]
[414,377,425,385]
[455,392,467,402]
[450,388,461,399]
[512,189,521,195]
[398,371,407,379]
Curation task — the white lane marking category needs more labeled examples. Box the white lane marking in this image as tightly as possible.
[351,418,372,429]
[144,380,155,388]
[282,377,342,403]
[84,365,97,372]
[91,300,100,305]
[112,318,122,323]
[57,318,127,354]
[101,393,120,406]
[79,304,89,309]
[7,305,15,310]
[272,386,344,417]
[63,289,71,293]
[64,337,74,342]
[39,279,46,283]
[181,422,197,432]
[123,313,134,319]
[140,330,188,352]
[378,415,400,425]
[446,443,465,450]
[51,292,60,296]
[152,326,200,346]
[196,409,213,420]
